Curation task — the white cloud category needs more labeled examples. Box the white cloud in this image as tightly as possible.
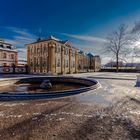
[72,41,111,65]
[5,27,36,38]
[15,36,35,42]
[4,26,37,60]
[61,33,107,43]
[61,32,108,64]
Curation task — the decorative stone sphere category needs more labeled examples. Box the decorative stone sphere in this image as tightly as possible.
[40,80,52,89]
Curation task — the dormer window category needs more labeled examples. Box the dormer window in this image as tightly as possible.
[0,44,4,48]
[7,46,11,49]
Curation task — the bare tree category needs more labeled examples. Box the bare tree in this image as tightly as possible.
[132,21,140,33]
[131,21,140,57]
[105,24,133,72]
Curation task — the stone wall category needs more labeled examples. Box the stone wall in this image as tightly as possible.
[0,66,28,74]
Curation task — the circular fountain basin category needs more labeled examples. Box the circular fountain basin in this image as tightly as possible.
[0,76,100,101]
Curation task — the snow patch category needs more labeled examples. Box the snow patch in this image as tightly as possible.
[56,118,65,121]
[130,111,140,115]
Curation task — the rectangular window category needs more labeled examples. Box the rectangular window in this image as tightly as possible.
[37,48,40,53]
[43,61,47,67]
[56,46,61,53]
[3,53,7,59]
[30,62,33,67]
[57,58,61,67]
[44,46,47,52]
[72,50,75,57]
[11,54,14,59]
[73,61,75,67]
[66,60,69,67]
[65,48,69,55]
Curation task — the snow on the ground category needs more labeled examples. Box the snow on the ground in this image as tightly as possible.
[70,72,140,105]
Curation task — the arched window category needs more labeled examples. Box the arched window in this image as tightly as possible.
[34,47,36,54]
[11,54,14,59]
[37,48,40,53]
[3,53,7,59]
[30,47,33,53]
[65,48,69,55]
[30,62,33,67]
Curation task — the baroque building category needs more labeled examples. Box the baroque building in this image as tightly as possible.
[0,40,18,66]
[26,36,101,74]
[26,36,78,74]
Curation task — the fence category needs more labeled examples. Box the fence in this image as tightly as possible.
[0,66,28,74]
[101,68,140,73]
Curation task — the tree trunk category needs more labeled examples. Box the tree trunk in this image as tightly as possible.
[116,54,119,72]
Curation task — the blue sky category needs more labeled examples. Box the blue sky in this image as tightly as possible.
[0,0,140,63]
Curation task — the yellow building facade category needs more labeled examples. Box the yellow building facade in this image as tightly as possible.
[26,36,101,74]
[26,36,78,74]
[78,51,90,72]
[0,40,18,66]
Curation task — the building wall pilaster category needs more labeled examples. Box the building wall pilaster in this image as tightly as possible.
[48,43,56,74]
[61,46,65,74]
[69,48,72,73]
[75,50,78,73]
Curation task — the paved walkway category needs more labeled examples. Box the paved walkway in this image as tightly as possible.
[0,72,140,140]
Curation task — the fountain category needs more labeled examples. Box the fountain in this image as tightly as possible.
[40,80,52,89]
[0,76,100,101]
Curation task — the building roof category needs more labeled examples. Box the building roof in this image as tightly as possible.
[26,35,78,50]
[87,52,94,57]
[26,35,67,45]
[0,39,12,46]
[78,50,84,54]
[48,35,60,41]
[0,39,17,52]
[59,40,69,44]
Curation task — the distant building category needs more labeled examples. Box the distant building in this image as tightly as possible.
[18,60,27,66]
[125,63,140,67]
[87,53,101,72]
[26,36,101,74]
[105,61,125,67]
[0,39,18,66]
[125,63,140,70]
[78,51,89,72]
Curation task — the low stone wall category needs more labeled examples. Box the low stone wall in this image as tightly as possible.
[101,68,139,73]
[0,66,28,74]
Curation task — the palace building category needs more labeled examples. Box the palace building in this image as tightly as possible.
[26,36,101,74]
[0,40,18,66]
